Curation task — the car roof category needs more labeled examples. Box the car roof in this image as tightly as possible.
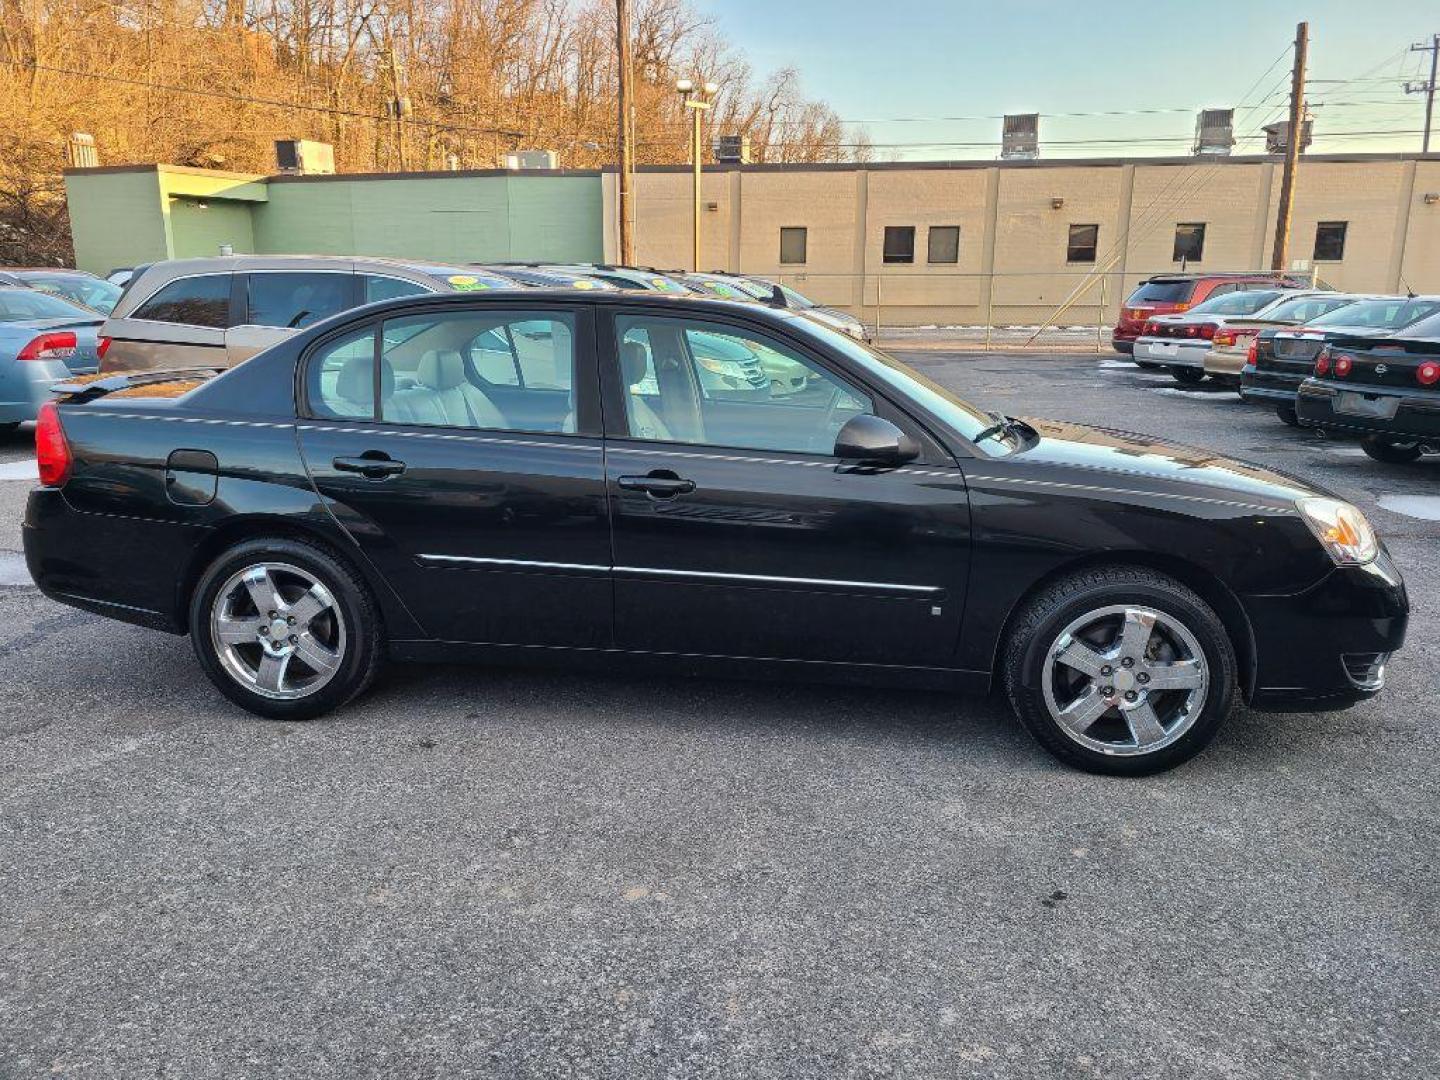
[127,254,485,277]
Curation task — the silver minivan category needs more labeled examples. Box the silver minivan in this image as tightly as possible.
[99,256,516,373]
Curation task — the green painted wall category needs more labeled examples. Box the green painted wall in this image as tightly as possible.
[64,170,170,275]
[65,167,604,271]
[253,174,603,262]
[167,197,256,258]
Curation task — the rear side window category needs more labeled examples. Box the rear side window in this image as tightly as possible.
[131,274,232,327]
[1263,296,1355,323]
[1128,279,1196,304]
[307,326,378,420]
[246,272,352,329]
[1188,290,1284,316]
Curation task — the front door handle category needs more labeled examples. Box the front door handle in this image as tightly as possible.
[333,453,406,479]
[617,472,696,498]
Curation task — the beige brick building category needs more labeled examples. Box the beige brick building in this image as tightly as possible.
[603,153,1440,326]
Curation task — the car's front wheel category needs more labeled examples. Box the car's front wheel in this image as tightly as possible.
[1361,436,1423,464]
[1002,566,1237,775]
[189,537,384,720]
[1172,368,1206,386]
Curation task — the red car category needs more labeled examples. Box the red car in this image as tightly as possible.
[1113,272,1313,356]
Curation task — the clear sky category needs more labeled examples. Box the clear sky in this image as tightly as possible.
[693,0,1438,160]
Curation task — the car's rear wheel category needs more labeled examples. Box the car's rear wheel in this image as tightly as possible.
[1002,566,1237,775]
[1276,404,1299,426]
[189,537,383,720]
[1135,361,1162,371]
[0,422,19,435]
[1361,436,1423,464]
[1172,368,1206,386]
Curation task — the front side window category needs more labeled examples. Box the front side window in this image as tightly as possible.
[883,226,916,264]
[1067,224,1099,264]
[1313,221,1347,262]
[131,274,231,328]
[379,310,576,432]
[246,271,352,329]
[779,227,808,265]
[615,314,872,455]
[1172,223,1206,263]
[927,226,960,264]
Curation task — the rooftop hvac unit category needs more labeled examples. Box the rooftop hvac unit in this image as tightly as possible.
[1263,119,1313,155]
[275,139,335,175]
[503,150,560,170]
[1001,113,1039,159]
[67,132,99,169]
[714,134,752,164]
[1193,109,1235,155]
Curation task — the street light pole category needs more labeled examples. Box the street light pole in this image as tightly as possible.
[677,79,717,272]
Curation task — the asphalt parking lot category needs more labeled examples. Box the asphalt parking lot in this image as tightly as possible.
[1,353,1436,1078]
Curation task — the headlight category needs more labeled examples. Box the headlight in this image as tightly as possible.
[1297,497,1379,566]
[697,356,747,378]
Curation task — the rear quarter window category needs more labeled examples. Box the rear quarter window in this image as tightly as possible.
[131,274,233,328]
[1128,280,1195,304]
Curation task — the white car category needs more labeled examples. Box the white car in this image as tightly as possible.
[1133,288,1300,385]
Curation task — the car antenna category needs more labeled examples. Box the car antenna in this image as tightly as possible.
[767,284,788,309]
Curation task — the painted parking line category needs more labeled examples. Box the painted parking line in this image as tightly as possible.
[1377,495,1440,521]
[0,552,33,587]
[0,460,38,482]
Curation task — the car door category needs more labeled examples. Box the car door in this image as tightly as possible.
[598,309,970,668]
[226,269,357,364]
[296,300,611,648]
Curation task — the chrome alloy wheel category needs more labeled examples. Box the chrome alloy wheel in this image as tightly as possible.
[1040,605,1209,757]
[209,562,347,700]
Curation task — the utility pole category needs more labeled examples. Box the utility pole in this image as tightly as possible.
[1271,21,1308,272]
[676,79,717,272]
[1406,34,1439,153]
[616,0,635,264]
[388,47,410,172]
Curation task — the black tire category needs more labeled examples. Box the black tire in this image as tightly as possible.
[1172,368,1206,386]
[1001,566,1238,776]
[0,422,20,435]
[1135,361,1162,371]
[189,537,384,720]
[1361,436,1423,464]
[1275,404,1299,427]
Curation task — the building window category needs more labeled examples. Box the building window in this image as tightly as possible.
[1067,224,1099,263]
[1172,222,1206,263]
[883,226,916,264]
[1314,221,1347,262]
[927,226,960,264]
[779,227,807,265]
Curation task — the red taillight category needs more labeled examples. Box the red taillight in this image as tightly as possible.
[1197,323,1217,340]
[1418,361,1440,386]
[35,403,72,488]
[16,331,78,363]
[1333,354,1353,378]
[1315,351,1331,376]
[96,335,112,359]
[1246,337,1259,365]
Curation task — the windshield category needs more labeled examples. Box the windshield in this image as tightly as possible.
[1186,290,1285,316]
[795,317,997,446]
[1128,279,1196,304]
[1261,295,1357,323]
[0,287,96,321]
[20,274,121,313]
[1307,298,1440,329]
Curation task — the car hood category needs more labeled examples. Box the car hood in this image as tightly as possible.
[1010,416,1318,507]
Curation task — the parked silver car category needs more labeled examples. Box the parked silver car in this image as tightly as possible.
[693,272,873,342]
[99,256,517,373]
[0,287,104,429]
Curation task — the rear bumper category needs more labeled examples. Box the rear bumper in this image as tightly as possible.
[1239,365,1304,405]
[1296,379,1440,440]
[1242,550,1408,708]
[23,487,200,633]
[1112,338,1135,354]
[1133,339,1208,369]
[1204,348,1246,377]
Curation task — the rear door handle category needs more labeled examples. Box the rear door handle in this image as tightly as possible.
[617,473,696,498]
[333,453,406,479]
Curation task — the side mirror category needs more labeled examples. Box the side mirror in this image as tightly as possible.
[833,414,919,468]
[767,284,788,309]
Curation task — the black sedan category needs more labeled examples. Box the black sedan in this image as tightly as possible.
[23,290,1408,775]
[1296,328,1440,463]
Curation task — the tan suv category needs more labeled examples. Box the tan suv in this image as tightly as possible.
[98,256,517,374]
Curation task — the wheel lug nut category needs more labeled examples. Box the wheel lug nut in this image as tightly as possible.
[1100,686,1114,697]
[1121,657,1135,668]
[1137,673,1150,684]
[289,635,299,644]
[287,616,296,625]
[1124,690,1137,702]
[258,626,269,635]
[267,610,277,619]
[1100,665,1113,676]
